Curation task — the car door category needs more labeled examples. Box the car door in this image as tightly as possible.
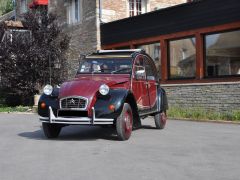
[131,55,151,112]
[144,56,158,111]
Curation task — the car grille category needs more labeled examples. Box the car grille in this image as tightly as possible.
[58,110,88,117]
[60,97,88,110]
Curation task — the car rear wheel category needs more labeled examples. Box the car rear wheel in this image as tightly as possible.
[42,123,62,138]
[154,111,167,129]
[116,103,133,141]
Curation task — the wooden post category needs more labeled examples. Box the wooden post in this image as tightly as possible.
[196,33,204,79]
[160,39,168,82]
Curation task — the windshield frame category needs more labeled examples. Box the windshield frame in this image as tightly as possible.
[77,57,133,75]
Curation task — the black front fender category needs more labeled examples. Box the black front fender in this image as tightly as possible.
[38,88,59,117]
[94,89,131,119]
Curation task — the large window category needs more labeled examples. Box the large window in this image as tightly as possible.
[137,42,161,77]
[205,30,240,77]
[169,37,196,79]
[67,0,81,24]
[129,0,147,17]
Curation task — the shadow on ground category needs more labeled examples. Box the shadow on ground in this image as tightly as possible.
[18,123,158,141]
[18,125,120,141]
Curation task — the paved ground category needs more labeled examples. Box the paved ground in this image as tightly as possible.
[0,113,240,180]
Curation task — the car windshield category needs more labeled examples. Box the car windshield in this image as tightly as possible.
[77,58,132,74]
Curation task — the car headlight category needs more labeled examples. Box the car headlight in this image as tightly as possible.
[43,85,53,95]
[99,84,109,95]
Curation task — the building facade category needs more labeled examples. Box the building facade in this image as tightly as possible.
[101,0,240,112]
[13,0,239,113]
[15,0,187,76]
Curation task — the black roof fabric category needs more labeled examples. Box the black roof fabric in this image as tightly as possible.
[101,0,240,45]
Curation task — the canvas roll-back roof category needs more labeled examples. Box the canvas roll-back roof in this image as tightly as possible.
[87,49,145,58]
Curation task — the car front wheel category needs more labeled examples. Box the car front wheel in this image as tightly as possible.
[154,111,167,129]
[116,103,133,141]
[42,122,62,138]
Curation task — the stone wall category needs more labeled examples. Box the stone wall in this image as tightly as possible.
[15,0,32,19]
[162,82,240,112]
[101,0,187,23]
[149,0,187,11]
[49,0,98,79]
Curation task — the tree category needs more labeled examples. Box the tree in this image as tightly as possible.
[0,0,13,15]
[0,12,70,106]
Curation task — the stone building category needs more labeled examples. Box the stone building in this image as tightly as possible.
[14,0,239,113]
[15,0,187,76]
[101,0,240,112]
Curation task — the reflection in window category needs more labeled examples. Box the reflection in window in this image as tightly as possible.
[137,42,161,77]
[169,37,196,79]
[205,30,240,77]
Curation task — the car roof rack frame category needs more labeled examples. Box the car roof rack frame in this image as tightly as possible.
[97,49,144,54]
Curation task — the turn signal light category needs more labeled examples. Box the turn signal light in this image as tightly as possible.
[40,102,46,109]
[108,104,115,111]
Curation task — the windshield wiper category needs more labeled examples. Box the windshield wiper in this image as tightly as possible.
[111,68,131,74]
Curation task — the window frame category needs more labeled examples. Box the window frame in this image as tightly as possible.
[204,29,240,78]
[128,0,147,17]
[167,36,197,80]
[136,41,161,78]
[67,0,82,25]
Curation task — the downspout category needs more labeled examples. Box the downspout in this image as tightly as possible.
[13,0,16,21]
[98,0,102,23]
[97,0,103,50]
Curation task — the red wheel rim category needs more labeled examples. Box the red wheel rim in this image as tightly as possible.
[124,111,133,136]
[161,112,167,126]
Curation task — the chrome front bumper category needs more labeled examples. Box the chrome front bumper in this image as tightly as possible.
[39,107,114,125]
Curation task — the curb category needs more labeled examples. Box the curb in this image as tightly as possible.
[169,117,240,125]
[0,112,239,125]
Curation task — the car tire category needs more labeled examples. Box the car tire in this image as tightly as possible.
[154,111,167,129]
[42,123,62,138]
[116,103,133,141]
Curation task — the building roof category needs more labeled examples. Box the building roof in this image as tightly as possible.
[101,0,240,45]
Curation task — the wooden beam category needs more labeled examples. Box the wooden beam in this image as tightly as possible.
[102,21,240,49]
[196,33,204,79]
[160,39,168,82]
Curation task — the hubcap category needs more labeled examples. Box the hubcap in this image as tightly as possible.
[124,111,132,133]
[161,112,167,125]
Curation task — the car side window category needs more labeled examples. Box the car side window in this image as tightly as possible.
[133,55,146,80]
[144,56,158,81]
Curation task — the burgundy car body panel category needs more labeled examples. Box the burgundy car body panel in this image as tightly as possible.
[148,79,157,108]
[59,74,131,115]
[131,79,149,109]
[60,74,130,98]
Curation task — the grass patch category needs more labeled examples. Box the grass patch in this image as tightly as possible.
[168,106,240,122]
[0,105,30,113]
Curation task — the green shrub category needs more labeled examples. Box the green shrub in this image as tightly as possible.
[168,106,240,121]
[0,105,29,112]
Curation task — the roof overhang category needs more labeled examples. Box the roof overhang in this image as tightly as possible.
[4,21,24,29]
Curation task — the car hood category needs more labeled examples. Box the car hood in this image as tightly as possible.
[59,74,130,99]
